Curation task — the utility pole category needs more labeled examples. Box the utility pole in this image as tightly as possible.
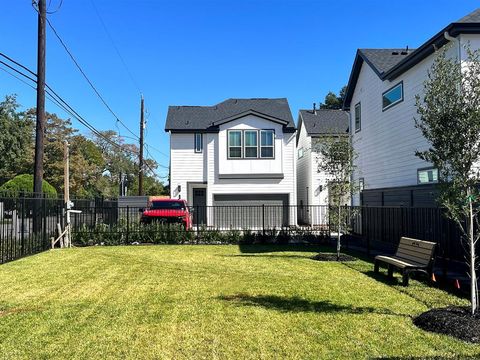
[33,0,46,196]
[138,94,145,196]
[63,141,70,247]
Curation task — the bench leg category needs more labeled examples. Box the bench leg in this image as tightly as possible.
[387,265,394,278]
[374,260,379,273]
[402,270,410,286]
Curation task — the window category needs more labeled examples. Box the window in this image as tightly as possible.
[382,82,403,110]
[354,103,361,132]
[260,130,274,158]
[194,133,203,153]
[228,130,242,158]
[417,168,438,184]
[244,130,258,158]
[359,178,364,191]
[298,147,304,159]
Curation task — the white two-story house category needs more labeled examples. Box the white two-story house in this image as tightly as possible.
[165,98,297,228]
[296,108,349,224]
[343,8,480,207]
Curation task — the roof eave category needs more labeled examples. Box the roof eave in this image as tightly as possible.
[385,23,480,80]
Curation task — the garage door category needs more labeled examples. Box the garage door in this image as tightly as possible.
[212,194,289,229]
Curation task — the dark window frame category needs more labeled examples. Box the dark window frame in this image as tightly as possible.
[382,81,404,111]
[244,130,259,159]
[260,129,275,159]
[227,130,243,159]
[194,133,203,153]
[227,129,275,160]
[354,102,361,133]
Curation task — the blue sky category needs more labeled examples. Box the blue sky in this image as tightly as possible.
[0,0,477,181]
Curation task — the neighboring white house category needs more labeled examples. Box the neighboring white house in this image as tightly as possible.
[165,98,297,228]
[343,8,480,207]
[296,108,349,225]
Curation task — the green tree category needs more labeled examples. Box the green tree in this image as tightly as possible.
[319,86,347,110]
[316,134,358,260]
[0,95,34,183]
[0,174,57,197]
[415,45,480,315]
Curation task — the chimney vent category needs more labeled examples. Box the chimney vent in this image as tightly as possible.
[313,102,317,115]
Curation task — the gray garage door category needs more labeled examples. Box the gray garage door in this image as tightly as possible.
[212,194,289,229]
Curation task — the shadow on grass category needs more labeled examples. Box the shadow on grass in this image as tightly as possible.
[222,254,313,260]
[375,356,480,360]
[238,244,329,254]
[219,293,409,317]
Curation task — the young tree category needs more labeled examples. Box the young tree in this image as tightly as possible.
[415,45,480,315]
[316,134,358,260]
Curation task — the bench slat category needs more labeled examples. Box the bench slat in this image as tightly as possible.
[397,243,434,256]
[396,247,433,261]
[375,255,426,269]
[395,252,431,266]
[399,237,436,251]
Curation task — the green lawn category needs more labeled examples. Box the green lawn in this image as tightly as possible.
[0,245,479,359]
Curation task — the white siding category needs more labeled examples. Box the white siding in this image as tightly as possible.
[170,114,297,225]
[310,138,333,207]
[296,118,311,208]
[170,133,206,202]
[350,43,461,205]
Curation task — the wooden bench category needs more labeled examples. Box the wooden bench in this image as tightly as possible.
[374,237,436,286]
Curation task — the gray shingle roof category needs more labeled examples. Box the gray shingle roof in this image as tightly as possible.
[344,8,480,109]
[299,109,349,135]
[457,8,480,23]
[359,49,415,76]
[165,98,295,132]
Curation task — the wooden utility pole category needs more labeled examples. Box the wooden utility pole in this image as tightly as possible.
[138,95,145,196]
[33,0,46,196]
[63,141,70,205]
[63,141,70,247]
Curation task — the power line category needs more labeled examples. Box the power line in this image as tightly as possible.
[88,0,141,94]
[45,17,140,141]
[0,52,170,174]
[0,54,135,156]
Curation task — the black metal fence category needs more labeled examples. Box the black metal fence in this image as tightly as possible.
[0,194,64,264]
[0,193,470,270]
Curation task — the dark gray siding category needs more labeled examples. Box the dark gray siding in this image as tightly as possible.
[212,194,289,228]
[361,185,439,207]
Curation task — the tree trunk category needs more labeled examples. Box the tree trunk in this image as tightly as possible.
[468,187,478,316]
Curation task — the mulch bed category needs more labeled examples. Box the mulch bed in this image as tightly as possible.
[413,306,480,343]
[311,253,356,262]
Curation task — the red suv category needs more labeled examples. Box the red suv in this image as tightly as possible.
[140,199,192,229]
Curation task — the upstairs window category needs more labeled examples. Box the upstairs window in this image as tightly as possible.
[382,82,403,111]
[228,130,242,158]
[194,133,203,153]
[298,147,304,159]
[417,168,438,184]
[260,130,274,158]
[354,103,361,132]
[244,130,258,158]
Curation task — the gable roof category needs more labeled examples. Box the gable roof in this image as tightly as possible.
[343,8,480,109]
[298,109,349,138]
[165,98,295,132]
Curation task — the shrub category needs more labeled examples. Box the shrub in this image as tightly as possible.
[0,174,57,197]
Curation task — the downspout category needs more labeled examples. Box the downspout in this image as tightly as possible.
[444,31,461,61]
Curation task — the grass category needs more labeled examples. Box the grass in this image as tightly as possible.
[0,245,479,359]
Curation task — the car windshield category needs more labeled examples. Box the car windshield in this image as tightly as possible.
[150,201,185,210]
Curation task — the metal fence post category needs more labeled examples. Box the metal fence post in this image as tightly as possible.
[21,197,25,256]
[196,206,199,244]
[262,204,265,236]
[126,206,130,244]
